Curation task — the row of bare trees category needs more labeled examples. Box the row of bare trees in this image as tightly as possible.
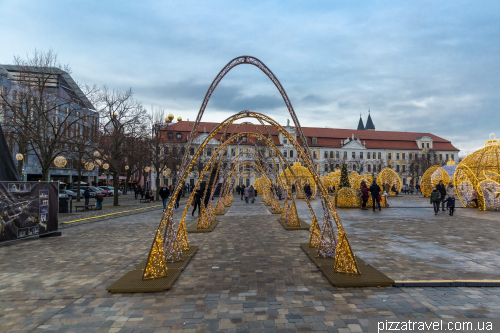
[0,50,186,205]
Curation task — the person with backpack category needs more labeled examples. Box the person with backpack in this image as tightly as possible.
[192,188,202,216]
[430,186,442,215]
[369,181,382,211]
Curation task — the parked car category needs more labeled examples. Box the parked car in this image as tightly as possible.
[60,189,77,199]
[96,187,112,196]
[80,186,99,197]
[100,186,122,196]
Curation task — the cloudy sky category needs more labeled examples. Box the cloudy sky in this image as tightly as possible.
[1,0,499,153]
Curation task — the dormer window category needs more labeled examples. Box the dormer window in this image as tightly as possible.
[421,143,425,148]
[176,133,182,141]
[242,136,247,143]
[312,137,317,145]
[283,138,287,144]
[426,143,430,148]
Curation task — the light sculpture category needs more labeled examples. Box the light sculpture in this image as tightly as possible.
[54,156,67,168]
[336,187,359,208]
[144,166,150,172]
[125,165,129,170]
[93,151,100,158]
[15,153,23,161]
[85,162,95,171]
[421,165,441,197]
[377,168,402,195]
[454,134,500,211]
[103,163,109,170]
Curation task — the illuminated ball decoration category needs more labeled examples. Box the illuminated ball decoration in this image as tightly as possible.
[15,153,23,161]
[421,165,441,197]
[335,187,359,208]
[167,114,174,122]
[54,156,67,168]
[454,134,500,211]
[125,165,129,170]
[431,167,450,188]
[85,162,95,171]
[93,151,100,158]
[103,154,109,161]
[95,159,102,166]
[162,169,170,176]
[144,166,150,172]
[377,168,402,195]
[103,163,109,170]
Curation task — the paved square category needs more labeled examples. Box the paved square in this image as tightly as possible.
[1,195,499,332]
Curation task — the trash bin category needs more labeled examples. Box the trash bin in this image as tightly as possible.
[59,197,69,213]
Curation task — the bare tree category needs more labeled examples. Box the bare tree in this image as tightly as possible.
[0,49,97,181]
[96,86,148,206]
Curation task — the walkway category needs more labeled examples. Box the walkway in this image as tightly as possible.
[0,196,499,332]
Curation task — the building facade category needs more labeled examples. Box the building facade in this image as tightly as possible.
[154,114,459,188]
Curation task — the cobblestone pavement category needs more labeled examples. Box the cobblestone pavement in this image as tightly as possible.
[0,196,499,333]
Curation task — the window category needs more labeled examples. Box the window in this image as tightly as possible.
[235,137,239,143]
[231,148,235,156]
[343,151,347,159]
[283,138,287,144]
[336,151,339,159]
[207,148,212,156]
[368,164,371,172]
[426,143,430,148]
[335,163,340,169]
[451,154,455,161]
[284,150,287,158]
[402,153,406,160]
[402,165,406,172]
[388,153,392,160]
[396,165,400,172]
[446,154,449,160]
[367,152,371,159]
[421,143,425,148]
[313,151,317,159]
[353,164,356,171]
[242,136,247,143]
[360,152,363,159]
[324,164,328,172]
[378,152,381,159]
[289,150,294,158]
[396,153,400,160]
[408,153,412,160]
[324,151,328,158]
[190,147,194,156]
[167,132,173,140]
[352,152,356,159]
[330,151,333,158]
[378,165,381,172]
[439,154,442,161]
[176,133,182,141]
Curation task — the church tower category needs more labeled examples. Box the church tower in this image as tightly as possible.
[365,110,375,130]
[357,114,365,130]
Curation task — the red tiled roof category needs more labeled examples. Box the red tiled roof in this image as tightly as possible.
[158,121,459,151]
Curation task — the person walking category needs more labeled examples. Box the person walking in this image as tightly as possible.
[430,186,441,215]
[249,185,256,203]
[360,182,369,210]
[175,188,182,211]
[241,185,245,200]
[96,192,104,210]
[416,183,421,194]
[369,181,382,211]
[192,188,202,216]
[444,183,456,216]
[134,185,139,199]
[291,183,295,193]
[140,186,145,199]
[236,185,240,196]
[159,184,170,212]
[244,186,250,203]
[436,180,447,211]
[304,184,312,200]
[83,188,90,209]
[409,184,414,195]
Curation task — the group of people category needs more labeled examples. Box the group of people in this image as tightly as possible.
[359,181,388,211]
[82,188,104,210]
[430,180,457,215]
[159,184,183,212]
[235,185,257,203]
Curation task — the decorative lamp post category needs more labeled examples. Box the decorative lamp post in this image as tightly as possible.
[54,156,67,168]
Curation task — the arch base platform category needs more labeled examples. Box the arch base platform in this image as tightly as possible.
[187,220,219,233]
[278,218,310,230]
[300,244,393,288]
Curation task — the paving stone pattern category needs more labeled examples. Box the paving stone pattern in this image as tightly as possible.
[0,195,499,332]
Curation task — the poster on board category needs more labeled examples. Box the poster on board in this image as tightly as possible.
[0,182,58,243]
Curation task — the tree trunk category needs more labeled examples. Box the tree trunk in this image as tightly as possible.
[76,168,82,202]
[17,159,24,180]
[113,170,119,206]
[42,166,50,181]
[155,170,160,201]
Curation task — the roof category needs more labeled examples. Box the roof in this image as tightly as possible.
[365,113,375,130]
[0,64,94,110]
[158,121,459,151]
[357,116,365,130]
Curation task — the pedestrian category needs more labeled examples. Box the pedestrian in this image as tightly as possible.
[391,184,399,196]
[236,185,240,196]
[175,188,182,211]
[444,184,456,216]
[249,185,256,203]
[436,180,447,211]
[369,181,382,211]
[241,185,245,200]
[159,184,170,212]
[471,188,478,208]
[140,186,145,199]
[83,188,90,208]
[430,186,441,215]
[292,183,295,193]
[244,185,250,203]
[416,183,421,194]
[360,181,369,210]
[304,183,312,200]
[96,192,104,210]
[409,184,414,195]
[192,188,202,216]
[384,182,390,195]
[134,185,139,199]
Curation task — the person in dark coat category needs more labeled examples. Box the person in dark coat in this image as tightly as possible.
[83,188,91,208]
[436,180,447,211]
[175,188,182,211]
[360,182,369,210]
[369,181,382,211]
[159,184,170,211]
[140,186,145,199]
[430,186,442,214]
[134,185,140,199]
[192,188,202,216]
